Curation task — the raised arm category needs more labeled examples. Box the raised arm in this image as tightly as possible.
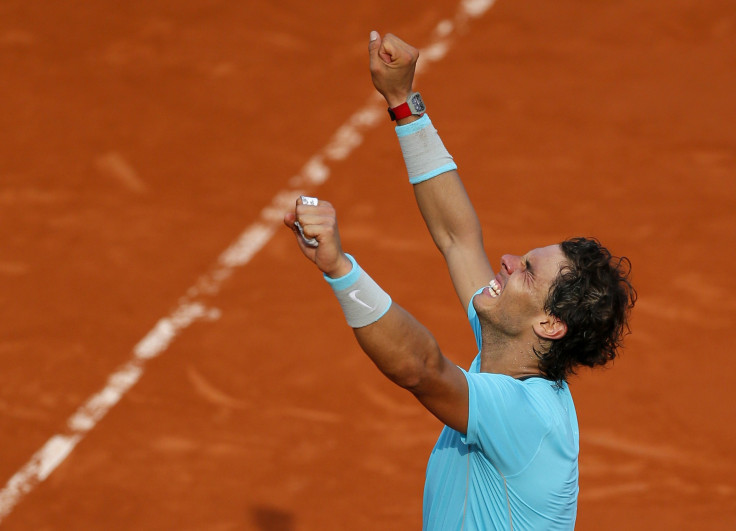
[284,198,468,433]
[368,31,493,310]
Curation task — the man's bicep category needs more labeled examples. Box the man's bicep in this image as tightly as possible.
[444,244,494,311]
[409,357,469,434]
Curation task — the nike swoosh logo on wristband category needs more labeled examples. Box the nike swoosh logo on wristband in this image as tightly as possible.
[348,289,375,311]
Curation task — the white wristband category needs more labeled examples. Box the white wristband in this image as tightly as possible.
[396,114,457,184]
[324,254,392,328]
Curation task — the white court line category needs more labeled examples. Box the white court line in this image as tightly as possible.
[0,0,495,522]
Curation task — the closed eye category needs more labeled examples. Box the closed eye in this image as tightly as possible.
[524,258,535,284]
[525,258,533,276]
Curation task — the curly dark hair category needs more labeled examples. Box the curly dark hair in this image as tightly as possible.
[536,237,637,385]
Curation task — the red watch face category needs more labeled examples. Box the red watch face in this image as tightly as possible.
[389,102,412,120]
[410,93,426,113]
[388,93,424,121]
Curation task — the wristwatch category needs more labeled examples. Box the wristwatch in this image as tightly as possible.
[388,92,426,121]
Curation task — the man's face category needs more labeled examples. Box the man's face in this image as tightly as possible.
[473,244,568,338]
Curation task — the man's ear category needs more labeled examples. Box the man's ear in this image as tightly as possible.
[534,314,567,340]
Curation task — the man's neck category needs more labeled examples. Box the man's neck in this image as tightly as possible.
[478,331,544,379]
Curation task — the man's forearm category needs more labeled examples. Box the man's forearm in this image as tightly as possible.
[412,169,485,255]
[322,253,445,390]
[394,114,493,308]
[369,31,492,307]
[353,304,441,390]
[393,113,484,252]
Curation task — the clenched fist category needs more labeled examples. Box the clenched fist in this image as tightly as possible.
[284,197,352,279]
[368,31,419,108]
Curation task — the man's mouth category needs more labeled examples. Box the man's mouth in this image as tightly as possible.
[488,278,502,298]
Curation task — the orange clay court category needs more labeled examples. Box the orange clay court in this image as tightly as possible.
[1,0,735,529]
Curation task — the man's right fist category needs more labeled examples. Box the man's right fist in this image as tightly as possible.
[368,31,419,108]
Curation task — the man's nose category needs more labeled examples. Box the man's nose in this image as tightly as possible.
[501,254,521,274]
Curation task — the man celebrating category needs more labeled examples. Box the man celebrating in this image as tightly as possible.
[284,31,635,530]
